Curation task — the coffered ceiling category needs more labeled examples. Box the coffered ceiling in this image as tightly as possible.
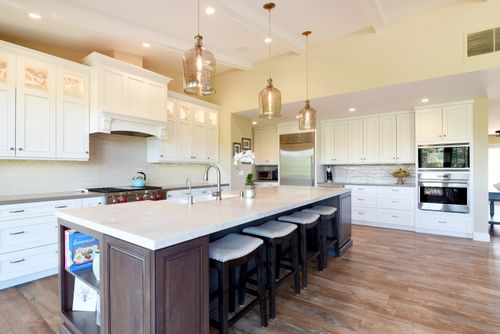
[0,0,460,73]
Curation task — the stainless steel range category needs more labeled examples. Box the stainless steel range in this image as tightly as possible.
[86,186,167,204]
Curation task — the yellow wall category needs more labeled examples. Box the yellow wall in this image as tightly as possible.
[489,135,500,145]
[230,115,254,188]
[473,98,489,236]
[213,0,500,113]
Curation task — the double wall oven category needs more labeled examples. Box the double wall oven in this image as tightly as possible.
[417,144,470,214]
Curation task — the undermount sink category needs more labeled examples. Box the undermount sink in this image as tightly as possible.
[164,193,238,204]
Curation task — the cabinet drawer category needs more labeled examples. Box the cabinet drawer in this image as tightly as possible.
[352,195,377,208]
[378,197,412,210]
[346,185,377,196]
[416,213,468,232]
[0,244,58,281]
[0,216,57,254]
[378,210,413,226]
[352,208,377,221]
[0,199,78,221]
[378,187,413,198]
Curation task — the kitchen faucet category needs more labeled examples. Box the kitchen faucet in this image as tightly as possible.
[186,177,193,205]
[203,164,222,200]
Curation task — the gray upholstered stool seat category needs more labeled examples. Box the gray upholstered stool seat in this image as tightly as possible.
[303,205,337,216]
[243,221,297,239]
[278,211,319,225]
[209,233,263,263]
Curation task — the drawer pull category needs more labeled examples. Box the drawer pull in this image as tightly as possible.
[9,209,25,213]
[391,189,398,192]
[357,198,364,201]
[10,258,25,264]
[358,212,364,215]
[392,201,399,203]
[54,205,68,209]
[9,231,26,235]
[438,221,447,224]
[358,188,365,190]
[391,215,399,219]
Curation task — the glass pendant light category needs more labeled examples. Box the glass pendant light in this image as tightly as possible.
[298,31,317,130]
[259,3,281,119]
[183,0,216,96]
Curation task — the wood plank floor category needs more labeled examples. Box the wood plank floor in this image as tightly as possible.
[1,225,500,334]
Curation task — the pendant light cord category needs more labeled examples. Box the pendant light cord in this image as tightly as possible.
[197,0,200,36]
[268,7,272,79]
[306,34,309,101]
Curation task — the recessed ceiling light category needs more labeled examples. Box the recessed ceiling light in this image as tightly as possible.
[296,115,300,119]
[264,37,272,44]
[205,6,215,15]
[252,121,257,125]
[421,98,430,103]
[142,42,151,48]
[28,12,41,19]
[349,108,356,112]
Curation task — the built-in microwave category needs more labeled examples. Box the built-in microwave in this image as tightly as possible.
[418,144,470,170]
[255,166,278,181]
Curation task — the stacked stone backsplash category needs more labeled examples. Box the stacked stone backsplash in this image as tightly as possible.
[332,164,415,185]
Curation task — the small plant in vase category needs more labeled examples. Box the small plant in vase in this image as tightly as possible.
[244,173,256,198]
[391,168,410,185]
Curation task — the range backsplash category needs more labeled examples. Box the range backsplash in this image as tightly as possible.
[332,164,415,184]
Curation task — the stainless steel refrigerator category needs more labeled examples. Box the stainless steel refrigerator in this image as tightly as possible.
[279,132,315,186]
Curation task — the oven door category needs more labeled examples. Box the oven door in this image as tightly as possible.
[418,181,469,213]
[418,145,470,169]
[256,170,272,180]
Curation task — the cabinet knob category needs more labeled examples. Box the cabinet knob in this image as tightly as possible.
[18,148,23,151]
[443,134,447,137]
[9,147,14,151]
[160,155,164,157]
[85,151,89,154]
[438,135,442,138]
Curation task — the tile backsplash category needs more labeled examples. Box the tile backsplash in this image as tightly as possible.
[330,164,415,184]
[1,133,225,196]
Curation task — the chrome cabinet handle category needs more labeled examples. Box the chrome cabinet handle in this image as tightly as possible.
[357,198,364,201]
[391,189,398,192]
[358,212,364,215]
[438,221,447,224]
[9,209,25,213]
[392,200,399,203]
[55,205,68,209]
[9,231,25,235]
[391,215,399,218]
[10,258,25,264]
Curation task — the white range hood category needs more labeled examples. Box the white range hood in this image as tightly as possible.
[97,111,168,138]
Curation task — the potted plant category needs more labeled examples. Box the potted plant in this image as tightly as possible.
[244,173,256,198]
[391,168,410,185]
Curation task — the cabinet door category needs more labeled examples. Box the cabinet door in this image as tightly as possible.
[379,115,397,163]
[363,117,379,163]
[176,121,193,161]
[146,81,166,122]
[254,128,268,164]
[266,127,279,165]
[160,121,177,160]
[56,67,89,159]
[100,67,125,114]
[16,56,56,158]
[333,121,349,164]
[206,126,219,162]
[192,123,206,161]
[320,121,334,164]
[442,104,471,142]
[0,50,16,157]
[415,108,442,143]
[396,112,415,163]
[348,119,364,164]
[126,74,147,118]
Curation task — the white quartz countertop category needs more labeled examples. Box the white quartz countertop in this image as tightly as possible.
[55,186,350,250]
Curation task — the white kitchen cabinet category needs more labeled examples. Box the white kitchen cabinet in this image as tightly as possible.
[415,211,471,237]
[147,94,220,164]
[348,119,364,164]
[56,67,90,159]
[81,196,105,207]
[254,127,278,165]
[379,112,415,164]
[333,121,349,164]
[0,40,91,161]
[0,50,16,157]
[320,121,334,164]
[363,117,379,163]
[15,56,57,158]
[415,101,472,144]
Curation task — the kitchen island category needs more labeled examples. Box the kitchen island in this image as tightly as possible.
[56,186,351,334]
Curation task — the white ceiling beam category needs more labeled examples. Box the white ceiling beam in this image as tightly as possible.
[0,0,253,70]
[357,0,389,33]
[208,0,305,54]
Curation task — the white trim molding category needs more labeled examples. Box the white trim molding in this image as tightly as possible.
[473,232,491,242]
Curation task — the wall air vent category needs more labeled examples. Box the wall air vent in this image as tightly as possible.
[467,28,495,57]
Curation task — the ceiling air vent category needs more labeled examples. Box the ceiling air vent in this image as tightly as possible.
[467,29,494,57]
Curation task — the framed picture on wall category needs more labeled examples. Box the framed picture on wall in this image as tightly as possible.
[241,138,252,150]
[233,142,242,156]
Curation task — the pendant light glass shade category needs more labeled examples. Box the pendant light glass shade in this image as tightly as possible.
[298,30,316,130]
[183,0,216,96]
[259,78,281,118]
[183,35,216,96]
[259,3,281,118]
[298,100,317,130]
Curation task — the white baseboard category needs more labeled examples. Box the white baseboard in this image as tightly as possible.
[352,220,414,231]
[473,232,491,242]
[414,227,472,238]
[0,268,58,290]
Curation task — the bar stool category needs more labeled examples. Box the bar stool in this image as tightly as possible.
[209,233,267,334]
[278,211,321,289]
[303,206,338,270]
[243,221,300,319]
